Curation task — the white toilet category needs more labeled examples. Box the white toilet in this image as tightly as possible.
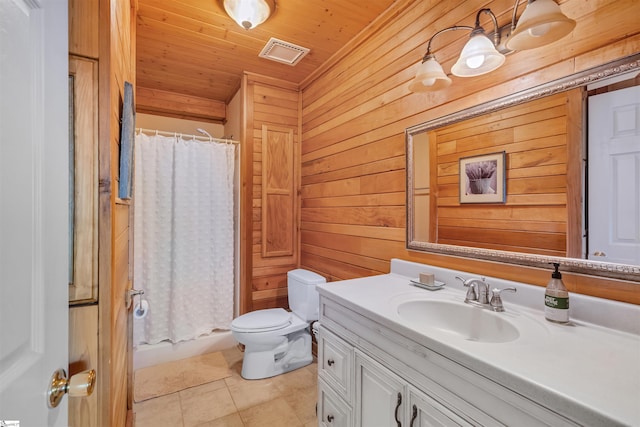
[231,269,326,379]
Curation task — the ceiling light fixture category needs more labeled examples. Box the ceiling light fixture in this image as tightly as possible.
[221,0,275,30]
[409,0,575,93]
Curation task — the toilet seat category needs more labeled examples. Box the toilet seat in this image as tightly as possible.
[231,308,292,333]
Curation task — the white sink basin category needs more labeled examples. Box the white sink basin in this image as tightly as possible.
[397,300,520,343]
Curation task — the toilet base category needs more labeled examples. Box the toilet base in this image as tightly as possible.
[240,329,312,380]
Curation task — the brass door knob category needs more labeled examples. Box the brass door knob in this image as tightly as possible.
[47,368,96,408]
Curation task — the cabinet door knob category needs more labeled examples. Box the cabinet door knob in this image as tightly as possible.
[327,359,335,366]
[327,414,334,422]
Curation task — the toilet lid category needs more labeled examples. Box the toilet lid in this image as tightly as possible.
[231,308,292,333]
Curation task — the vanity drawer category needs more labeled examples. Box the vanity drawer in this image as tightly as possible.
[318,378,352,427]
[318,326,353,402]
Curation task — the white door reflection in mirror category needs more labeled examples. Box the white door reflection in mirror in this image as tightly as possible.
[588,85,640,265]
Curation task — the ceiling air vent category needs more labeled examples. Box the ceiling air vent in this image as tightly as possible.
[259,38,310,66]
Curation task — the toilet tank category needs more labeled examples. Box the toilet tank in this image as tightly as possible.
[287,269,325,322]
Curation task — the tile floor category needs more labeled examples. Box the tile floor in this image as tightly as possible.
[133,346,318,427]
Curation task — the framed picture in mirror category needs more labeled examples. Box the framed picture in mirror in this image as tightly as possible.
[459,151,506,203]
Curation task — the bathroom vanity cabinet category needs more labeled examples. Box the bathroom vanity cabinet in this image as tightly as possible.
[318,299,576,427]
[318,326,470,427]
[316,260,640,426]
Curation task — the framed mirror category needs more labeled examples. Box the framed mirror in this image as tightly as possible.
[407,53,640,282]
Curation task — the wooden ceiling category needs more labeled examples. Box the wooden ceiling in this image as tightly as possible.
[136,0,398,117]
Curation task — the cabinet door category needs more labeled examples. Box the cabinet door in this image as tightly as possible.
[355,351,406,427]
[319,379,352,427]
[408,386,474,427]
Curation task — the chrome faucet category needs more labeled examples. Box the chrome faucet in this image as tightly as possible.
[456,276,489,304]
[456,276,517,312]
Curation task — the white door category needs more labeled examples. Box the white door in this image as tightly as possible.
[0,0,69,425]
[588,85,640,265]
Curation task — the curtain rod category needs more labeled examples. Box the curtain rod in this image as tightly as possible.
[136,128,239,145]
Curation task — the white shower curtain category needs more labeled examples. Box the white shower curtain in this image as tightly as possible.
[133,133,235,345]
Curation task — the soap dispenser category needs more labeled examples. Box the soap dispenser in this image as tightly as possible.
[544,263,569,323]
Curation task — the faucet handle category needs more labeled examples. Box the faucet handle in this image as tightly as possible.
[490,287,517,312]
[456,276,478,302]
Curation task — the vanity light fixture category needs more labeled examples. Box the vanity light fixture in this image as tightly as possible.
[409,0,575,92]
[221,0,275,30]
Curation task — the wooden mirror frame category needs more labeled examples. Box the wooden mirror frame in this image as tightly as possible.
[406,53,640,282]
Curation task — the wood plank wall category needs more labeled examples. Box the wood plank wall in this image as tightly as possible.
[430,89,581,257]
[241,73,301,312]
[300,0,640,304]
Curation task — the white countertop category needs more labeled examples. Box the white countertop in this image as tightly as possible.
[316,259,640,426]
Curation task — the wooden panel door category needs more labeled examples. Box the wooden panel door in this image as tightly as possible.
[262,124,295,258]
[68,55,99,304]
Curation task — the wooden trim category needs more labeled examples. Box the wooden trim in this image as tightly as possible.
[566,88,584,258]
[97,0,113,425]
[429,132,438,243]
[244,72,300,92]
[297,90,303,269]
[240,73,254,315]
[136,86,226,123]
[126,0,137,415]
[69,0,99,58]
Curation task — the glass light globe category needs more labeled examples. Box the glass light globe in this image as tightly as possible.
[408,56,452,92]
[223,0,272,30]
[452,34,505,77]
[505,0,576,50]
